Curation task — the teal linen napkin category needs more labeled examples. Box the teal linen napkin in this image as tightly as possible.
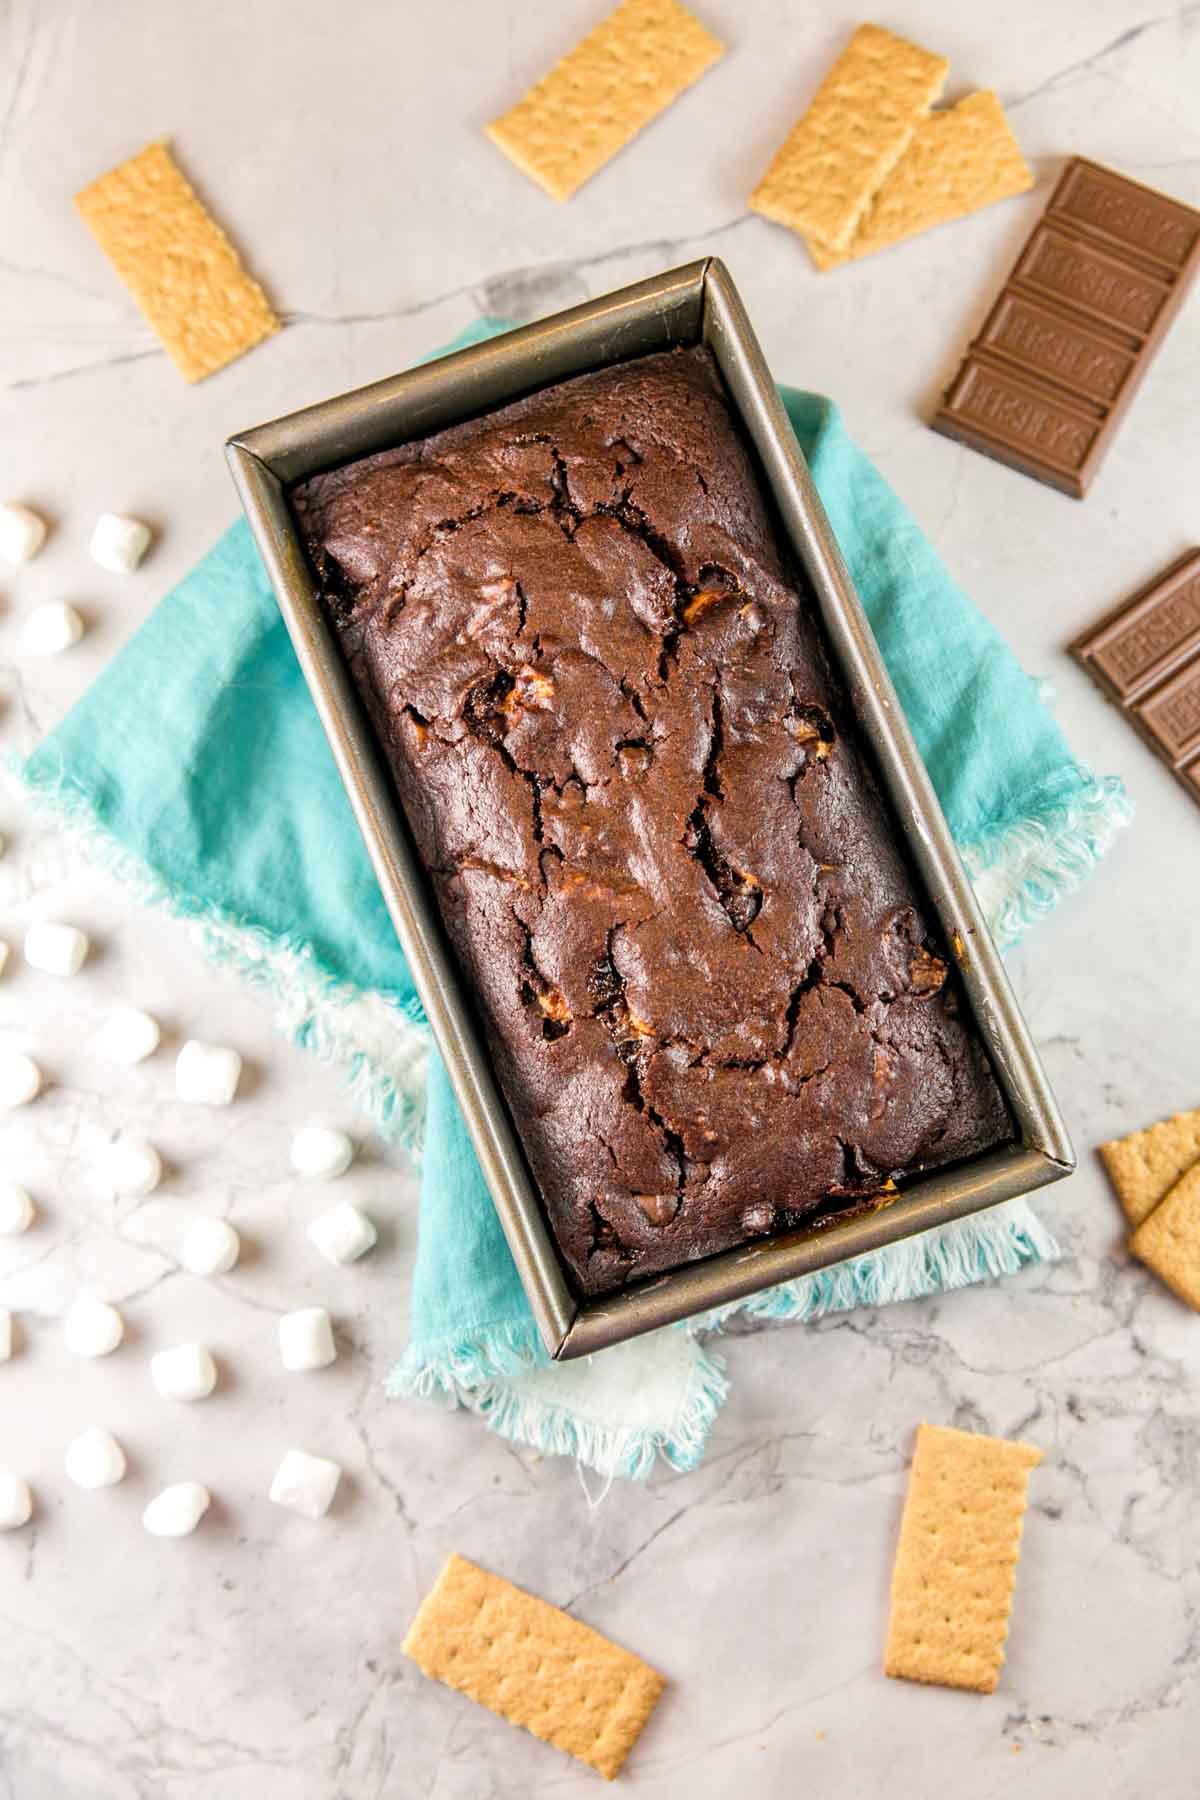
[20,320,1131,1480]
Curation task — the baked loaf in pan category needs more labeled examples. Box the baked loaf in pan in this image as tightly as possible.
[295,347,1011,1296]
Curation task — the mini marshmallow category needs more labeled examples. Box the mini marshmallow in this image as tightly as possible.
[25,920,89,977]
[307,1201,377,1266]
[0,1050,41,1107]
[151,1342,217,1401]
[105,1134,162,1200]
[103,1006,160,1064]
[179,1216,240,1277]
[176,1039,242,1107]
[0,1182,35,1235]
[279,1307,337,1372]
[0,502,47,566]
[290,1126,355,1181]
[269,1448,341,1520]
[89,512,151,574]
[63,1296,124,1358]
[143,1482,209,1538]
[65,1427,127,1489]
[0,1475,33,1530]
[0,1308,12,1362]
[23,600,84,656]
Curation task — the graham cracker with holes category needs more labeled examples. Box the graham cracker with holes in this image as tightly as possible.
[750,24,948,252]
[76,141,279,383]
[1130,1162,1200,1309]
[486,0,724,202]
[885,1423,1042,1694]
[1100,1106,1200,1227]
[403,1553,665,1780]
[808,91,1032,269]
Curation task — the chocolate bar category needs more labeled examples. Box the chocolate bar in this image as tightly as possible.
[932,158,1200,496]
[1072,549,1200,804]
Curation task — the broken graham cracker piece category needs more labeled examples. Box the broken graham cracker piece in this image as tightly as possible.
[75,141,279,383]
[885,1423,1042,1694]
[403,1553,666,1781]
[750,24,948,253]
[809,91,1033,270]
[1100,1106,1200,1227]
[1130,1162,1200,1308]
[486,0,724,203]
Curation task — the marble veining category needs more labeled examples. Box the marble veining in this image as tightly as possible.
[1,1,1199,1794]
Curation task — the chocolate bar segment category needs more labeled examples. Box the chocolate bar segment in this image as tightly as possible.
[933,158,1200,497]
[1052,160,1200,272]
[978,291,1138,407]
[1073,549,1200,809]
[1014,226,1172,338]
[1138,661,1200,767]
[1083,551,1200,703]
[940,357,1100,487]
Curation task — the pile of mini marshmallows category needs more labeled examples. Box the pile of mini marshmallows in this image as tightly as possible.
[1,925,381,1538]
[0,501,156,654]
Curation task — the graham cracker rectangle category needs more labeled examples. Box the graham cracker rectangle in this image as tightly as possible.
[808,91,1033,270]
[885,1423,1042,1694]
[403,1553,665,1780]
[76,141,279,383]
[1130,1163,1200,1308]
[486,0,724,202]
[750,24,948,252]
[1100,1106,1200,1226]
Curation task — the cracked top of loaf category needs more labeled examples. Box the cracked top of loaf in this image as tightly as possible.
[294,346,1011,1297]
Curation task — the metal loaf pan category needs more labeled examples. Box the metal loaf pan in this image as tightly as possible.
[227,258,1074,1359]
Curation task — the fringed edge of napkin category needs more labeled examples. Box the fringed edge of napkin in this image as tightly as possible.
[697,1195,1060,1331]
[12,763,430,1143]
[386,1321,730,1480]
[958,769,1133,951]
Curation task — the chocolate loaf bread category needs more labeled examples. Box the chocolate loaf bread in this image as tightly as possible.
[295,347,1011,1296]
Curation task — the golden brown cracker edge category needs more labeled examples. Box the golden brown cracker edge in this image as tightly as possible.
[885,1423,1042,1694]
[487,0,724,202]
[403,1553,666,1780]
[750,23,948,251]
[76,140,278,383]
[807,91,1033,270]
[1100,1105,1200,1226]
[1130,1162,1200,1309]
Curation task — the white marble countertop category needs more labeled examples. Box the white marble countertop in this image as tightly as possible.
[2,2,1199,1794]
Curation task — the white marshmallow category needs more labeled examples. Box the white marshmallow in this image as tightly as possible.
[143,1482,209,1538]
[63,1296,125,1358]
[105,1134,162,1199]
[65,1427,127,1489]
[0,1051,41,1108]
[89,512,151,574]
[307,1201,377,1266]
[178,1216,240,1277]
[269,1449,341,1520]
[25,920,89,977]
[0,1182,35,1235]
[0,940,9,976]
[0,1475,33,1530]
[0,1308,12,1362]
[151,1342,217,1401]
[103,1007,160,1064]
[290,1126,355,1181]
[23,601,84,656]
[176,1039,242,1107]
[279,1307,337,1372]
[0,502,47,566]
